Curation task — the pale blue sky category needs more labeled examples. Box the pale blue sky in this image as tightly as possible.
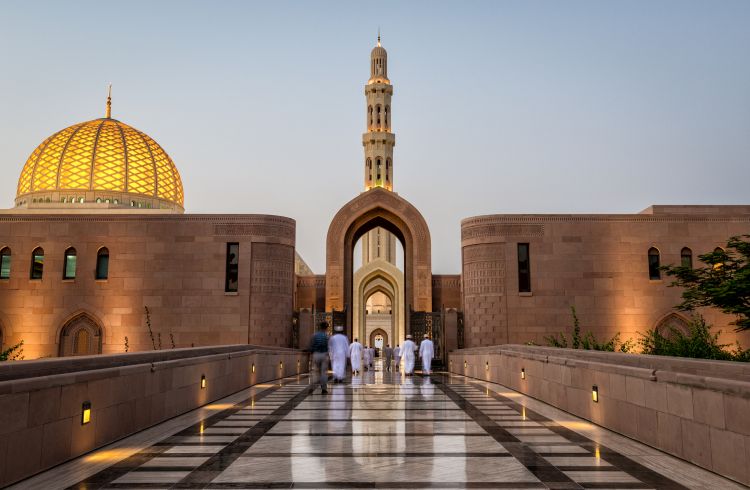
[1,1,748,273]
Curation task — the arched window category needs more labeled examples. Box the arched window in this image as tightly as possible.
[95,198,102,203]
[648,247,661,280]
[385,105,390,128]
[681,247,693,268]
[30,247,44,279]
[59,313,102,357]
[96,247,109,280]
[63,247,77,280]
[0,247,10,279]
[376,105,381,126]
[376,158,382,181]
[386,159,390,182]
[368,105,373,128]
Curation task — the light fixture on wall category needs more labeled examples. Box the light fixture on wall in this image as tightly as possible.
[201,374,207,389]
[81,401,92,425]
[464,360,468,369]
[279,361,283,370]
[485,361,489,371]
[252,364,256,373]
[592,385,599,403]
[521,368,526,380]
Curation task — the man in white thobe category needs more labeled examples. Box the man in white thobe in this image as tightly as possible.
[402,335,417,376]
[393,344,401,372]
[349,338,363,375]
[363,345,373,371]
[419,334,435,375]
[328,325,349,383]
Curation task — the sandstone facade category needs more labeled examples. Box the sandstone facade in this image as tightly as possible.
[461,205,750,347]
[0,214,295,358]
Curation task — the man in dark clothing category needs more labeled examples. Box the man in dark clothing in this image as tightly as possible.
[308,322,329,394]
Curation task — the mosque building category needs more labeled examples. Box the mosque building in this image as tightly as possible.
[1,37,748,360]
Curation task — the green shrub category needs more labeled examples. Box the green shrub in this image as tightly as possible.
[639,314,750,361]
[0,340,25,361]
[544,307,633,352]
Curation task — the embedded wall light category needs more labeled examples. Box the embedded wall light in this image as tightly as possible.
[464,360,468,369]
[521,368,526,380]
[592,385,599,403]
[81,401,91,425]
[252,364,256,373]
[201,374,207,389]
[485,361,489,371]
[279,361,283,370]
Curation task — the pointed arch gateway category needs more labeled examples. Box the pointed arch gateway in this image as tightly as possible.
[326,187,431,337]
[59,312,103,357]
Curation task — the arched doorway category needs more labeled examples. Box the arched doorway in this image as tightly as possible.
[655,312,691,339]
[354,261,404,347]
[326,188,432,337]
[59,313,103,357]
[370,328,388,350]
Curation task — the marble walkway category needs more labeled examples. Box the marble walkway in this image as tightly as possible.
[11,362,745,489]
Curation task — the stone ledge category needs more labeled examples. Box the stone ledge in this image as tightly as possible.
[450,344,750,486]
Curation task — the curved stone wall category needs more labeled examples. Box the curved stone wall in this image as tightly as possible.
[0,214,296,357]
[460,212,750,348]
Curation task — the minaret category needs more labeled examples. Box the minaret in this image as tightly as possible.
[362,34,397,265]
[363,33,394,191]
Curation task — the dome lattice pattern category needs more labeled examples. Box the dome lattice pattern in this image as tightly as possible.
[16,118,183,207]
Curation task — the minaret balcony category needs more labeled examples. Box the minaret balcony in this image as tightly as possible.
[362,132,396,146]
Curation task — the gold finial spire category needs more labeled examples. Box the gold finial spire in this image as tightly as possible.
[377,27,381,47]
[105,84,112,118]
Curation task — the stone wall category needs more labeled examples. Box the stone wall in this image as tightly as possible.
[0,344,308,487]
[460,208,750,348]
[431,274,461,311]
[450,345,750,486]
[295,275,326,312]
[0,214,296,358]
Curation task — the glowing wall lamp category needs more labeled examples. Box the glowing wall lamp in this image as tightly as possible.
[252,363,256,373]
[485,361,489,371]
[279,361,283,370]
[200,374,207,389]
[521,368,526,380]
[81,401,92,425]
[592,385,599,403]
[464,360,468,369]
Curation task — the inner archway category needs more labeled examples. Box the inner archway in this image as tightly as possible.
[370,328,388,351]
[326,188,432,338]
[354,261,404,348]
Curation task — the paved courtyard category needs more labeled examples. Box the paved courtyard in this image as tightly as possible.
[12,362,744,489]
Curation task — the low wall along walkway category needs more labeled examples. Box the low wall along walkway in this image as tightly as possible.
[449,345,750,487]
[0,345,309,487]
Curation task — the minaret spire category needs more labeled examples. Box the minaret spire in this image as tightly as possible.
[105,84,112,119]
[360,36,397,265]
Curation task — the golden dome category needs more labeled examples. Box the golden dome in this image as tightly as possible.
[15,115,184,211]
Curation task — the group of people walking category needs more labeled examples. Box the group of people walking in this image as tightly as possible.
[308,322,435,394]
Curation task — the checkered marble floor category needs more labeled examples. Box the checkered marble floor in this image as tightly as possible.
[15,363,746,489]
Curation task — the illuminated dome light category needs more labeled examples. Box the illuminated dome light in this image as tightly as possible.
[14,87,184,213]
